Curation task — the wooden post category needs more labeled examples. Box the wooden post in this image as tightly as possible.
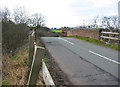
[27,45,45,85]
[34,29,37,42]
[0,20,1,86]
[28,34,35,68]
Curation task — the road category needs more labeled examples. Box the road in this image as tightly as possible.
[41,37,119,85]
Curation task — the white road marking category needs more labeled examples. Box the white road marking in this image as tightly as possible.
[66,38,72,39]
[89,50,120,65]
[58,37,74,45]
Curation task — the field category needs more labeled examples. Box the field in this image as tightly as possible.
[50,29,62,32]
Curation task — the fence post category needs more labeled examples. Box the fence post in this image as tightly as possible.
[27,45,45,85]
[28,34,35,68]
[34,29,37,42]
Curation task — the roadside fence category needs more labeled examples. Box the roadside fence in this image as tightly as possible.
[100,30,120,44]
[27,29,55,86]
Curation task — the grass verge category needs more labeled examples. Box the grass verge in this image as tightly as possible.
[69,36,120,50]
[2,45,29,85]
[2,80,10,85]
[50,29,62,32]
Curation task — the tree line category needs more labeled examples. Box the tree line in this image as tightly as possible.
[79,15,118,31]
[1,6,45,54]
[1,6,45,27]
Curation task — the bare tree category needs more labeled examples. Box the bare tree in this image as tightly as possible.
[110,16,118,29]
[81,15,118,31]
[92,16,99,28]
[87,19,92,28]
[28,13,45,27]
[100,16,118,30]
[1,7,10,22]
[0,8,2,21]
[13,6,28,24]
[101,16,112,29]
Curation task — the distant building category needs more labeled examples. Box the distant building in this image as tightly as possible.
[61,27,73,32]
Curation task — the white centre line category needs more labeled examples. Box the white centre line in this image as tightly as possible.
[58,37,74,45]
[89,50,120,65]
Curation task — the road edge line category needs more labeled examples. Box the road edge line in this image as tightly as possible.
[58,37,74,45]
[89,50,120,65]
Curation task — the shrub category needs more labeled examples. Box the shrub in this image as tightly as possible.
[2,21,29,54]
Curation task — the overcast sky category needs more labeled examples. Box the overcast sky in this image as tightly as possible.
[0,0,119,28]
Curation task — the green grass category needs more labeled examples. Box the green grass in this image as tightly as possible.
[43,57,50,69]
[3,80,10,85]
[11,48,28,63]
[50,29,62,32]
[69,36,120,50]
[11,55,18,60]
[43,57,49,63]
[36,38,50,69]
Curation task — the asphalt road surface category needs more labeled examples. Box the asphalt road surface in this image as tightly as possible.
[41,37,119,85]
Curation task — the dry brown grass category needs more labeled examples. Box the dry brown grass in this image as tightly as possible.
[36,70,44,85]
[2,48,29,85]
